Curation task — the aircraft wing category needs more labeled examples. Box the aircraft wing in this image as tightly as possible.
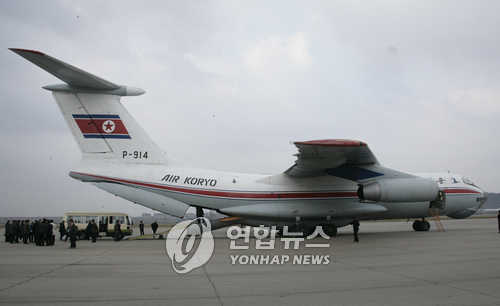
[285,139,408,180]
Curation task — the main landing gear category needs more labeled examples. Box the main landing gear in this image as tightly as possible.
[412,219,430,232]
[196,207,204,219]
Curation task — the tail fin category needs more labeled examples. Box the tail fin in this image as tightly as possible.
[10,48,166,164]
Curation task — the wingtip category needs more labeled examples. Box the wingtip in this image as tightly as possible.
[9,48,45,56]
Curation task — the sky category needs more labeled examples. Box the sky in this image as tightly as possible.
[1,1,500,217]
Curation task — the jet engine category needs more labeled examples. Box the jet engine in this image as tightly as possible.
[357,178,439,202]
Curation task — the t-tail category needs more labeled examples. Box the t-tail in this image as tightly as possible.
[9,48,166,164]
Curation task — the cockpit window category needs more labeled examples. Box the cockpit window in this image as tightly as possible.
[462,177,477,187]
[451,177,460,184]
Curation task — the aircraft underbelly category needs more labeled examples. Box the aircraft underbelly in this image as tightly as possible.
[94,182,190,218]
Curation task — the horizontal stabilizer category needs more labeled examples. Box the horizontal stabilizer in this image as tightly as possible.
[9,48,119,90]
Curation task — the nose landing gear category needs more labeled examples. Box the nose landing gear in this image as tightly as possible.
[412,219,430,232]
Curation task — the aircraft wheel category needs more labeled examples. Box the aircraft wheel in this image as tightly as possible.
[413,220,423,231]
[412,220,419,231]
[423,221,431,231]
[413,220,431,232]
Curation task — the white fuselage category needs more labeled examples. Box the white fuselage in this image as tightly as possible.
[71,163,486,227]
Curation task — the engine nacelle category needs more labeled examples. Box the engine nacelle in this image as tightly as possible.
[358,178,439,202]
[446,209,476,219]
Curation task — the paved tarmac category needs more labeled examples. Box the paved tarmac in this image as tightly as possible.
[0,218,499,306]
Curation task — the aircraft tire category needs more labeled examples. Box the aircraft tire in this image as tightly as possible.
[413,220,423,231]
[413,220,431,232]
[423,221,431,231]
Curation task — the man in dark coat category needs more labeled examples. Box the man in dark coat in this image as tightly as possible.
[90,220,98,243]
[39,220,49,246]
[59,221,66,241]
[85,221,92,240]
[114,220,122,241]
[23,220,30,244]
[67,219,78,248]
[4,220,11,243]
[29,221,34,243]
[497,211,500,233]
[151,221,158,239]
[352,220,360,243]
[47,221,54,246]
[13,220,20,243]
[20,221,25,244]
[139,220,145,236]
[33,220,39,245]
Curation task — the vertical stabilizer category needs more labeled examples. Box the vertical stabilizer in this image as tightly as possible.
[10,48,166,164]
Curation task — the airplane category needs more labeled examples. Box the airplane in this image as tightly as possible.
[10,48,488,236]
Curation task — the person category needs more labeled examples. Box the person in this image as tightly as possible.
[89,220,98,243]
[85,221,92,240]
[13,220,20,243]
[497,211,500,233]
[59,221,66,241]
[139,220,145,236]
[5,220,11,243]
[23,220,30,244]
[33,220,40,245]
[20,221,26,244]
[151,221,158,239]
[352,220,360,242]
[48,220,56,246]
[114,220,122,241]
[67,219,78,248]
[98,220,104,233]
[29,221,34,243]
[39,219,49,246]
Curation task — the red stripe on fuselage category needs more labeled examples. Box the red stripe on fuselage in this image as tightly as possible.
[71,172,358,199]
[443,188,480,194]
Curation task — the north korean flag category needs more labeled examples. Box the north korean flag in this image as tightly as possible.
[72,114,131,139]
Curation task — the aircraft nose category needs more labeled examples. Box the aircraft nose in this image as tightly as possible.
[478,189,488,207]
